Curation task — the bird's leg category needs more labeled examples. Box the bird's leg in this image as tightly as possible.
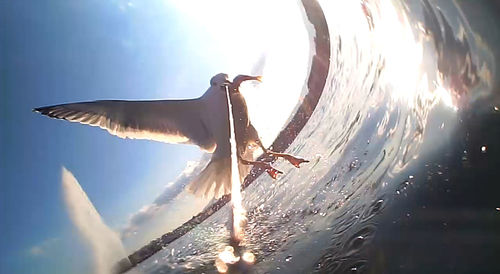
[239,155,283,179]
[256,140,309,168]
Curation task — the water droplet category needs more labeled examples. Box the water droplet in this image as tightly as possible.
[481,146,487,153]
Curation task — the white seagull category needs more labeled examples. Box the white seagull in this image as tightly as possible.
[34,73,308,198]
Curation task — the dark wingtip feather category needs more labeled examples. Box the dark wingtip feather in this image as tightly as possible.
[33,106,55,117]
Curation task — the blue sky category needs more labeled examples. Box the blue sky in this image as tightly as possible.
[0,1,309,273]
[0,1,211,273]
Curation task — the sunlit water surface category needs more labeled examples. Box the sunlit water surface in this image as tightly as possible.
[134,0,498,273]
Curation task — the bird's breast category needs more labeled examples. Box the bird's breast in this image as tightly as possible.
[230,93,250,126]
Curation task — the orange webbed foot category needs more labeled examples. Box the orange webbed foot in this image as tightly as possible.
[252,161,282,179]
[266,167,283,179]
[281,154,309,168]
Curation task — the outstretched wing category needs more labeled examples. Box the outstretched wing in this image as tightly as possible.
[34,99,216,152]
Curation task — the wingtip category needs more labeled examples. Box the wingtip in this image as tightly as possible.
[33,107,47,114]
[33,106,52,115]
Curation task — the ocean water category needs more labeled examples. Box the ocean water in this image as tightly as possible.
[132,0,500,273]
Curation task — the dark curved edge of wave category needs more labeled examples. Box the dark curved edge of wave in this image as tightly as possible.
[113,0,331,273]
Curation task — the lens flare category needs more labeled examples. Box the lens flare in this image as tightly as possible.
[242,251,256,263]
[219,246,240,264]
[215,258,229,273]
[215,84,251,273]
[226,86,247,242]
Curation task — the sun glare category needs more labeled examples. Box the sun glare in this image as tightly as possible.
[168,0,310,146]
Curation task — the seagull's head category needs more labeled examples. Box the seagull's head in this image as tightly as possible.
[210,73,230,87]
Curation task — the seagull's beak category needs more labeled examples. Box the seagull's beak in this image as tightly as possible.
[232,75,263,89]
[241,75,262,82]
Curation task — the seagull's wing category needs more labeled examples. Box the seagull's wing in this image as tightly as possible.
[34,99,216,151]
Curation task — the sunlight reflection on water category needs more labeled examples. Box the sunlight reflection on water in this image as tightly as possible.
[135,0,495,273]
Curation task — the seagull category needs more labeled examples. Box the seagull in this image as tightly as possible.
[34,73,308,198]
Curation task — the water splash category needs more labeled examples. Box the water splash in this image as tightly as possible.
[61,167,131,274]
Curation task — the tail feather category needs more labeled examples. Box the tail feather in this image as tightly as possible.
[187,155,251,199]
[187,157,231,199]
